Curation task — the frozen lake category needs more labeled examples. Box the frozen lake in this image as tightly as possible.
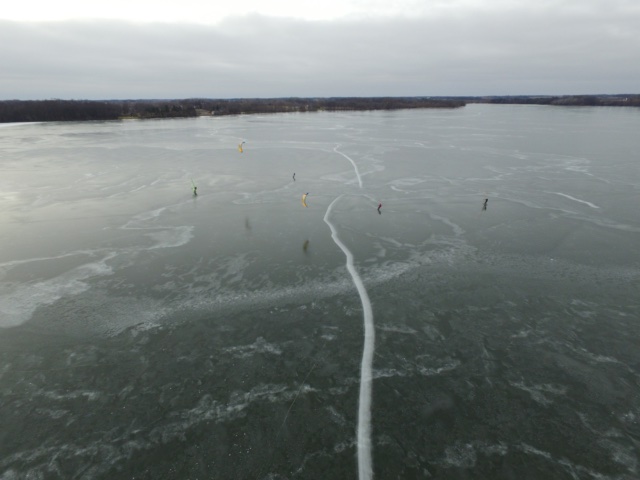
[1,104,639,479]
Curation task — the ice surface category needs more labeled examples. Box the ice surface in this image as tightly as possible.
[1,106,640,479]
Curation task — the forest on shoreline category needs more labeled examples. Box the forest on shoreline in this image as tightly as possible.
[0,95,638,123]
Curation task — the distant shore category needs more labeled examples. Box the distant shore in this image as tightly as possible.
[0,95,638,123]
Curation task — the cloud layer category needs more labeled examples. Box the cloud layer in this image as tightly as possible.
[2,2,639,100]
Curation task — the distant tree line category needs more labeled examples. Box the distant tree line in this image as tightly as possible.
[198,97,466,115]
[1,95,638,123]
[458,94,640,107]
[0,100,123,122]
[0,97,464,123]
[0,99,199,123]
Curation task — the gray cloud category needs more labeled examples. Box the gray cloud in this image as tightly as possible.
[1,3,639,100]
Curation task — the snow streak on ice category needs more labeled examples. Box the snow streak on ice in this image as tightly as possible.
[324,195,374,480]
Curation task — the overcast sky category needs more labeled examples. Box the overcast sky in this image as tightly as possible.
[1,0,639,100]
